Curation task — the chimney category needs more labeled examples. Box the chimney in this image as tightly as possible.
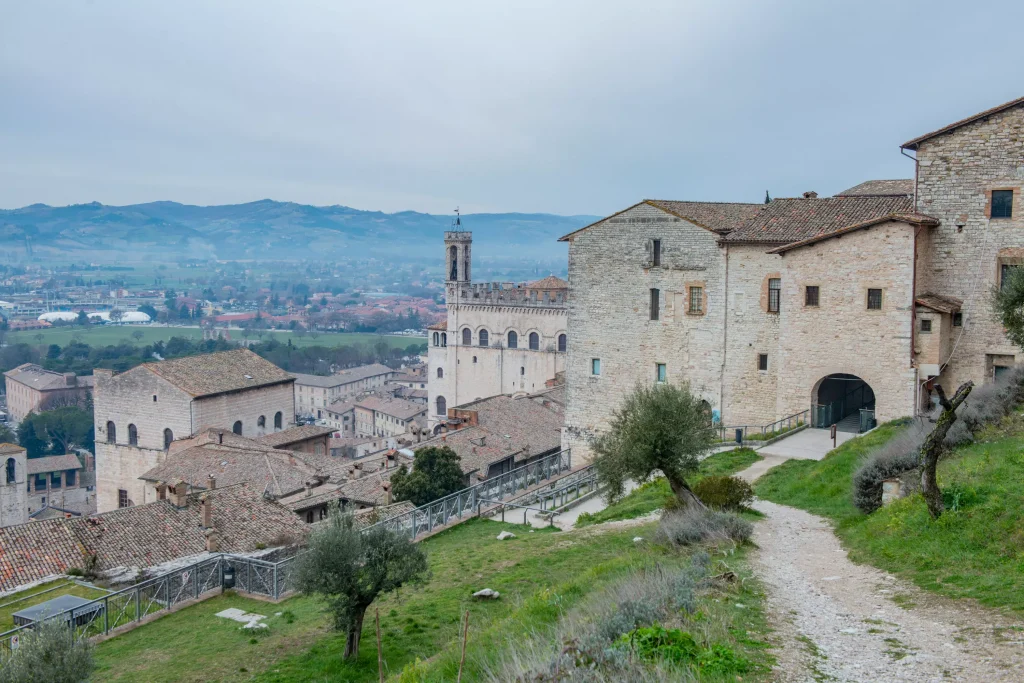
[170,480,188,507]
[200,493,212,528]
[382,482,392,506]
[206,474,216,490]
[205,528,220,552]
[156,481,167,501]
[63,372,77,387]
[802,191,818,199]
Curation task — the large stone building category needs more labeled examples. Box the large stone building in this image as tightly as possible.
[3,364,94,422]
[292,364,397,420]
[427,226,568,432]
[563,96,1024,460]
[93,348,295,512]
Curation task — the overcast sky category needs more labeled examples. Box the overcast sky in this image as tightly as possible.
[1,0,1021,216]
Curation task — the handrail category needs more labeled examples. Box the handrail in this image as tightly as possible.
[762,409,809,436]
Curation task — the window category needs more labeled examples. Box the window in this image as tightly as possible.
[34,474,46,491]
[768,278,781,313]
[529,332,539,350]
[5,457,14,484]
[128,423,138,446]
[508,331,518,348]
[805,285,819,307]
[106,421,116,444]
[118,489,129,508]
[652,239,662,266]
[437,367,443,379]
[163,428,174,450]
[1001,263,1023,291]
[441,332,447,347]
[66,469,76,487]
[920,319,932,333]
[689,287,703,314]
[478,329,489,347]
[656,363,667,383]
[992,190,1014,219]
[232,420,242,435]
[953,312,963,327]
[558,333,567,352]
[436,396,447,416]
[591,358,601,376]
[758,354,769,371]
[472,356,477,363]
[274,411,283,430]
[867,288,883,310]
[462,328,471,345]
[520,366,525,376]
[449,245,458,280]
[650,288,660,320]
[433,332,439,346]
[152,395,157,402]
[257,415,266,430]
[51,472,61,489]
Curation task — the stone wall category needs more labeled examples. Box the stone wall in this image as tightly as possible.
[193,383,294,438]
[0,447,27,528]
[914,104,1024,394]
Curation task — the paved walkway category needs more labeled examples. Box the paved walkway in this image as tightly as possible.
[497,480,640,530]
[756,427,856,460]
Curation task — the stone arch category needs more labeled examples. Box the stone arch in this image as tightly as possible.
[163,428,174,450]
[441,332,447,347]
[812,373,876,432]
[449,245,459,281]
[257,415,266,430]
[461,327,472,346]
[507,330,518,349]
[437,367,444,379]
[106,421,116,444]
[528,330,540,351]
[5,457,15,484]
[274,411,283,430]
[478,329,489,347]
[232,420,243,435]
[557,332,567,352]
[128,423,138,446]
[436,395,447,416]
[433,332,439,346]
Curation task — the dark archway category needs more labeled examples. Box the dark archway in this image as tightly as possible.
[812,373,875,432]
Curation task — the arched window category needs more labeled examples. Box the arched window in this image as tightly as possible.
[436,396,447,416]
[433,332,439,346]
[441,332,447,347]
[5,458,15,485]
[462,328,471,345]
[558,333,567,352]
[507,331,518,349]
[163,428,173,450]
[479,329,489,347]
[437,367,443,379]
[106,421,116,444]
[529,332,540,350]
[520,366,525,376]
[257,415,266,429]
[449,245,458,280]
[232,421,243,435]
[274,412,283,430]
[128,424,138,446]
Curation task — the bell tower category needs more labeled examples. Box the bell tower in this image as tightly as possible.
[444,208,472,284]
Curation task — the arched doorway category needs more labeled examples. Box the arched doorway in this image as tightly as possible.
[812,373,875,432]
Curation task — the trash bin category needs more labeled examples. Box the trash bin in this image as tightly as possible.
[222,565,235,590]
[735,428,743,444]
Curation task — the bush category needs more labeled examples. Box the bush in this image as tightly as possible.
[0,618,94,683]
[692,476,753,510]
[655,507,752,547]
[943,367,1024,447]
[851,421,927,514]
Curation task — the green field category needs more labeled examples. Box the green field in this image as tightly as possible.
[7,326,424,350]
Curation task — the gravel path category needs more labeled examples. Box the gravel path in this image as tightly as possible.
[750,499,1024,682]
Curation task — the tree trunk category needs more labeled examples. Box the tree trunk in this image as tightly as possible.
[920,381,973,520]
[666,474,707,510]
[344,606,367,660]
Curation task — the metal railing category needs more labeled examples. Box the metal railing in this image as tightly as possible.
[761,410,809,437]
[716,410,808,444]
[367,448,572,541]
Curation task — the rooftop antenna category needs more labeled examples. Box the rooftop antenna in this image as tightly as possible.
[452,207,463,231]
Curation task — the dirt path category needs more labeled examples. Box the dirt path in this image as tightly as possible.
[750,498,1024,682]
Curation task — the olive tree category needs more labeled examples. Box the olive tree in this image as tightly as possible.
[294,509,429,660]
[0,618,94,683]
[591,382,713,509]
[992,266,1024,349]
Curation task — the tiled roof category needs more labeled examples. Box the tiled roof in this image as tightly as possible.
[0,519,82,593]
[902,95,1024,149]
[644,200,765,234]
[144,349,293,398]
[337,470,395,506]
[353,501,416,527]
[916,293,963,314]
[766,211,938,254]
[526,276,569,290]
[0,443,26,456]
[724,195,917,245]
[296,364,396,388]
[835,180,914,197]
[279,484,346,511]
[426,321,447,331]
[2,364,93,391]
[356,396,427,421]
[27,454,82,475]
[256,425,334,448]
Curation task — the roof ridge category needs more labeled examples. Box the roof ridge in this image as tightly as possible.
[902,95,1024,149]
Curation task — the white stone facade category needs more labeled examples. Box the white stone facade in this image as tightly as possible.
[1,445,28,528]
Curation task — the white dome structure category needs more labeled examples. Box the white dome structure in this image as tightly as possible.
[37,310,151,323]
[38,311,80,322]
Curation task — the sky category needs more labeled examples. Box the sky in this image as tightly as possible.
[1,0,1022,216]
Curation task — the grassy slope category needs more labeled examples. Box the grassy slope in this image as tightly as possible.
[0,580,109,631]
[755,415,1024,612]
[576,447,763,527]
[93,518,773,683]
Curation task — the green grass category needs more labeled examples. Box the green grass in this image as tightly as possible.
[575,448,763,528]
[92,518,773,682]
[7,326,423,350]
[0,580,110,631]
[755,413,1024,612]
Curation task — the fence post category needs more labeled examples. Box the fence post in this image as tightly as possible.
[104,595,109,634]
[273,564,279,600]
[134,585,140,623]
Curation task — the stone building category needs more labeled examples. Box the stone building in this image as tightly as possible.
[562,96,1024,461]
[292,364,397,421]
[3,364,94,421]
[427,226,568,432]
[92,348,295,512]
[26,453,93,516]
[1,443,28,528]
[353,395,427,439]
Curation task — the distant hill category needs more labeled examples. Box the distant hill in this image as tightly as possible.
[0,200,600,262]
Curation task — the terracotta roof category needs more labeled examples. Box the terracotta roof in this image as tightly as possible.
[644,200,765,234]
[256,424,334,449]
[767,212,938,254]
[291,363,394,388]
[143,348,293,398]
[353,501,416,527]
[2,364,93,391]
[725,195,917,245]
[916,293,963,314]
[902,95,1024,149]
[26,454,82,475]
[526,276,569,290]
[836,180,914,197]
[279,484,346,511]
[0,519,82,592]
[0,443,26,456]
[337,470,395,506]
[356,396,427,421]
[427,321,448,331]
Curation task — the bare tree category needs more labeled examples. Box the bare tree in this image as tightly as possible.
[109,309,124,324]
[131,330,144,342]
[920,381,973,519]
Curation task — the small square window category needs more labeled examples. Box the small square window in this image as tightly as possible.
[652,239,662,267]
[805,285,819,307]
[867,288,883,310]
[758,354,768,371]
[656,363,667,383]
[768,278,781,313]
[689,287,703,314]
[920,319,932,333]
[953,312,963,327]
[992,190,1013,219]
[591,358,601,376]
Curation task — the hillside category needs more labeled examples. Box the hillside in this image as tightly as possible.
[0,200,599,262]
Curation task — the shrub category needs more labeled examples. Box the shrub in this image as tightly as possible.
[943,367,1024,447]
[851,421,927,514]
[655,507,752,547]
[0,618,94,683]
[620,624,751,675]
[692,476,753,510]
